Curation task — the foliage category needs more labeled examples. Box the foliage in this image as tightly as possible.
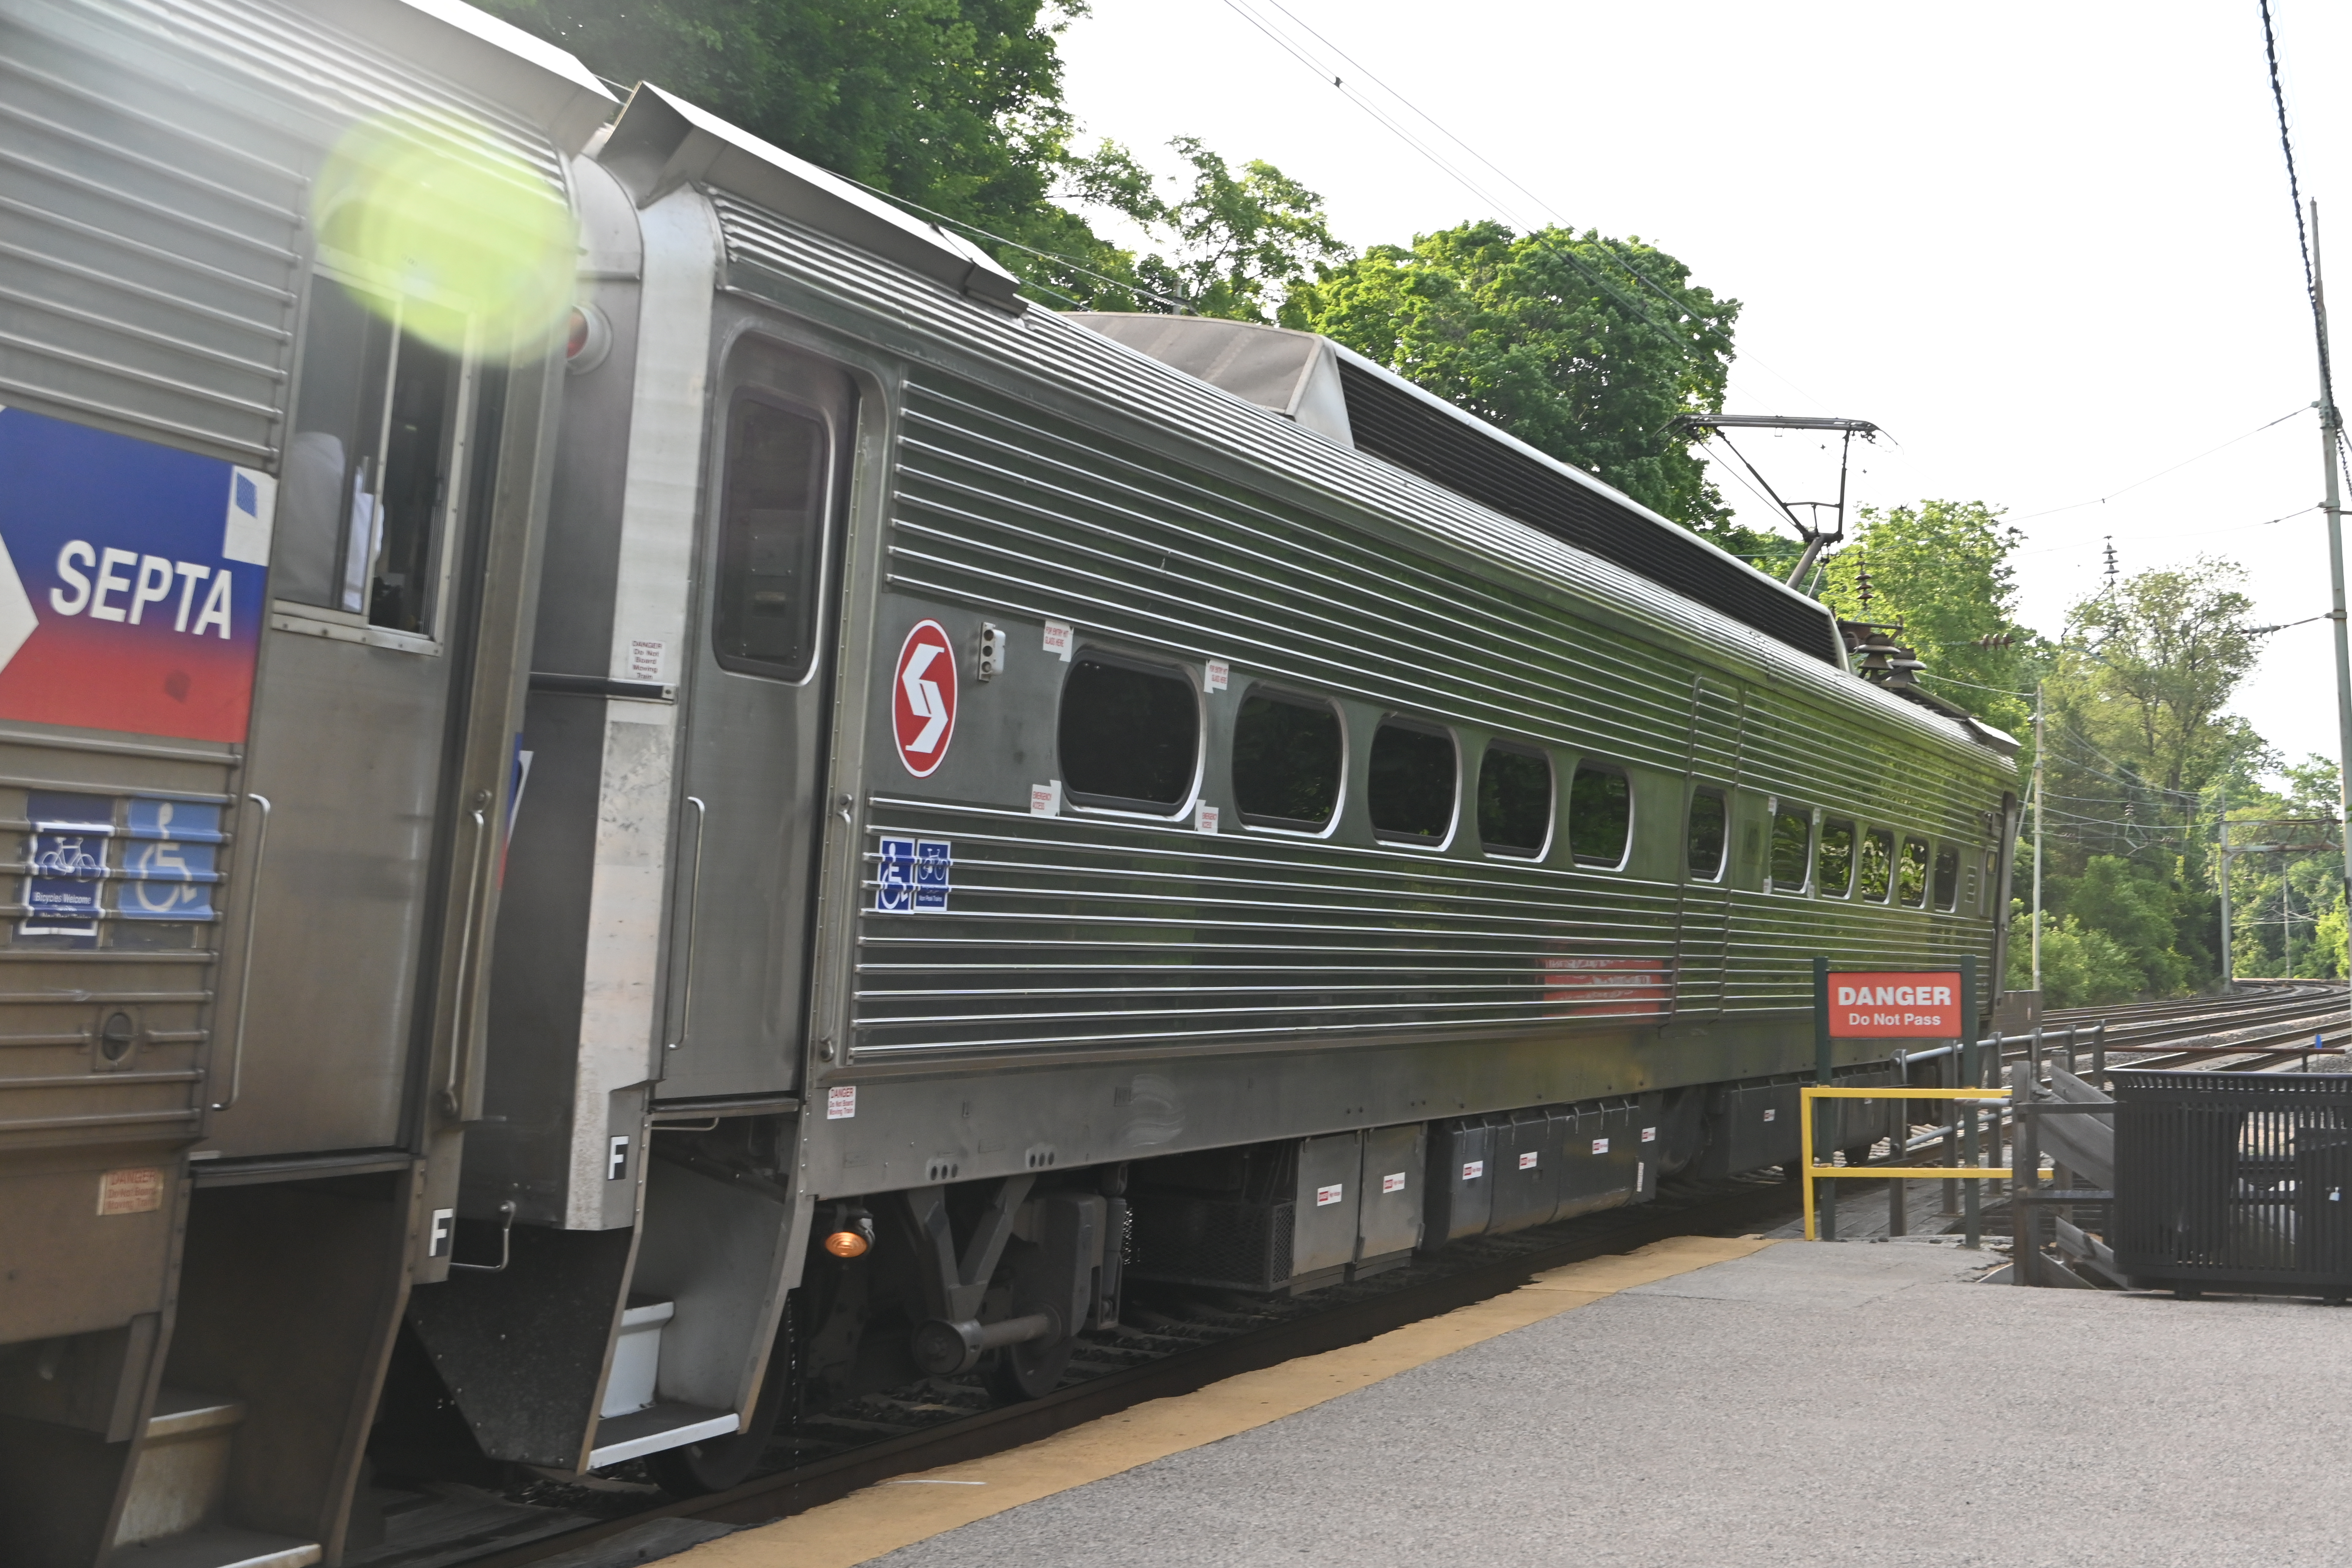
[2047,558,2270,799]
[1061,138,1348,320]
[2052,856,2192,995]
[2007,912,2143,1008]
[2216,757,2347,980]
[482,0,1080,241]
[1292,221,1746,535]
[1816,500,2036,735]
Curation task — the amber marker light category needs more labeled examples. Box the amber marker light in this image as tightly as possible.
[824,1229,871,1259]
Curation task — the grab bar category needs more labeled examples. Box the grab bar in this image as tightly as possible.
[439,806,492,1118]
[209,792,270,1112]
[664,796,708,1057]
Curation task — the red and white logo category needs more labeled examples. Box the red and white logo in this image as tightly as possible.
[891,619,957,777]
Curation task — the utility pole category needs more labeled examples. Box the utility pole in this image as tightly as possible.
[2314,204,2352,1020]
[2219,787,2233,991]
[2031,681,2046,993]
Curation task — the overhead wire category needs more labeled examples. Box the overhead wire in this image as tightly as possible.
[1211,0,1742,400]
[2006,406,2308,523]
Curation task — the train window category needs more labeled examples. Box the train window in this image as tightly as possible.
[1566,763,1632,868]
[1933,846,1961,911]
[1059,653,1199,811]
[279,274,463,635]
[1232,690,1342,829]
[1768,807,1811,892]
[1816,819,1855,898]
[1687,789,1727,881]
[1477,742,1552,857]
[1368,719,1457,842]
[1899,838,1931,906]
[714,392,832,681]
[1857,827,1895,901]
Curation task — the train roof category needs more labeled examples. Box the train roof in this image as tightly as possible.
[590,83,2014,774]
[1068,314,1843,669]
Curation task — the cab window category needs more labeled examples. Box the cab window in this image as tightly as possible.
[279,273,463,635]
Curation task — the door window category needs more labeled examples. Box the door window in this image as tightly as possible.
[714,393,833,682]
[279,274,463,635]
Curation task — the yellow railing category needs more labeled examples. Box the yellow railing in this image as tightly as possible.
[1799,1085,2012,1241]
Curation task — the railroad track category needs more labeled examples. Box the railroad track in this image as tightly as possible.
[364,985,2352,1568]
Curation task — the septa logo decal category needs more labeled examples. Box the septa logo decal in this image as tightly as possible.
[891,619,957,778]
[0,408,269,742]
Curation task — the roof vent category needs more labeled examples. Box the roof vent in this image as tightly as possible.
[1063,315,1352,446]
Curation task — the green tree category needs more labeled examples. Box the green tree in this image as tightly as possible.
[2007,911,2142,1007]
[2052,558,2269,798]
[477,0,1338,312]
[1292,221,1745,535]
[1815,500,2036,734]
[1063,138,1348,321]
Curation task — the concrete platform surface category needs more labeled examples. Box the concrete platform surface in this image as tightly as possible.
[804,1238,2352,1568]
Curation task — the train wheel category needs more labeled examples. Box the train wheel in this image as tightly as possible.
[982,1331,1075,1403]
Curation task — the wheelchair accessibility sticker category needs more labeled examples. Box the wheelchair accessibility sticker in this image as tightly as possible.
[875,836,951,912]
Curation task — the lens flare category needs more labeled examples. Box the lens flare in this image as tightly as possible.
[312,113,574,355]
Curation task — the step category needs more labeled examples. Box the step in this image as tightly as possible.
[116,1389,247,1545]
[107,1524,321,1568]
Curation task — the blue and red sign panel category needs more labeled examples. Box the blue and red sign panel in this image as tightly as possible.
[0,406,272,743]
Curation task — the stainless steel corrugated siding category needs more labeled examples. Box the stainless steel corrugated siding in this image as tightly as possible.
[710,195,2009,1060]
[0,0,564,464]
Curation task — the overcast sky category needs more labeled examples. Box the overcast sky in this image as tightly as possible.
[1059,1,2352,779]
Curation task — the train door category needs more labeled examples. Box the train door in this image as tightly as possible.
[657,337,856,1102]
[205,268,503,1158]
[1674,675,1745,1016]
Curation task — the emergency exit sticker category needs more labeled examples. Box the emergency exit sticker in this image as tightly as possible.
[1042,620,1072,661]
[1518,1151,1539,1170]
[1382,1171,1407,1194]
[1204,659,1228,692]
[1462,1160,1484,1181]
[1591,1138,1611,1155]
[1315,1183,1343,1206]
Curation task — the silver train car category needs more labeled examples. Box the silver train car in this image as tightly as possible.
[0,1,2019,1562]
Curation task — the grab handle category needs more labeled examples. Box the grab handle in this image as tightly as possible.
[438,806,493,1118]
[210,792,271,1112]
[663,796,708,1058]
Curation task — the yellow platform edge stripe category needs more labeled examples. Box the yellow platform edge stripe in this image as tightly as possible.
[672,1233,1777,1568]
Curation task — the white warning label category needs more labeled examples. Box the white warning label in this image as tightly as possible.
[1316,1182,1343,1206]
[1518,1150,1539,1170]
[826,1085,857,1120]
[1382,1171,1407,1194]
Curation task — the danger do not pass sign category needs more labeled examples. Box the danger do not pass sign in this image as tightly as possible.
[1827,969,1964,1039]
[892,619,957,778]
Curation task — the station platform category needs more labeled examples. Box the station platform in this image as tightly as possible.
[670,1232,2352,1568]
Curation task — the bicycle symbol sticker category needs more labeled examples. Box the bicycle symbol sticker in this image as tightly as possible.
[22,789,112,941]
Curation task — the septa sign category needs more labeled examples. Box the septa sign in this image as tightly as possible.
[1827,969,1964,1038]
[0,408,270,743]
[891,619,957,778]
